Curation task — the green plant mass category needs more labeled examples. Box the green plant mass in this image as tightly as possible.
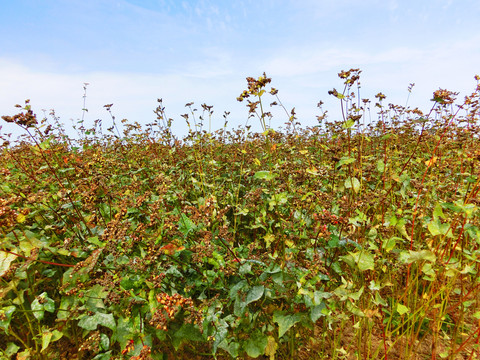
[1,70,480,359]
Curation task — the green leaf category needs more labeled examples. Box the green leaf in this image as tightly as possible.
[342,119,355,129]
[245,285,264,306]
[113,316,135,349]
[0,251,16,277]
[433,203,445,220]
[343,250,374,272]
[5,342,20,357]
[41,330,53,352]
[399,250,436,264]
[31,292,55,321]
[178,213,196,235]
[382,237,400,253]
[253,170,276,181]
[376,160,385,173]
[173,323,204,350]
[268,192,289,209]
[0,306,16,333]
[244,332,268,358]
[344,177,361,193]
[310,302,326,322]
[336,157,355,169]
[78,312,116,331]
[219,339,240,358]
[273,311,302,338]
[396,303,410,315]
[92,351,113,360]
[427,218,451,237]
[100,333,110,350]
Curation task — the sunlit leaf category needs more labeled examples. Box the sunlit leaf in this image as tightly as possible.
[253,171,276,180]
[0,251,16,277]
[344,177,361,193]
[396,303,409,315]
[336,156,355,169]
[399,250,436,264]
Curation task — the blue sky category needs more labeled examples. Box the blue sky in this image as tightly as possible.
[1,0,479,140]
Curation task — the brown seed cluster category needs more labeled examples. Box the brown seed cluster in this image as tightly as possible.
[149,293,202,331]
[1,100,38,128]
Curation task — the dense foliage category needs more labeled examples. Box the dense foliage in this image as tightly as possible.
[1,70,480,359]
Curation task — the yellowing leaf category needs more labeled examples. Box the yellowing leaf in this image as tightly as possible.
[264,234,275,249]
[253,158,261,166]
[265,336,278,360]
[16,213,26,223]
[396,303,410,315]
[0,251,17,277]
[306,167,319,175]
[299,150,308,155]
[425,156,437,167]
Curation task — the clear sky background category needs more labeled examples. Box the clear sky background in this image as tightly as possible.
[1,0,479,140]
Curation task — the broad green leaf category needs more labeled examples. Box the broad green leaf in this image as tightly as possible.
[113,316,135,349]
[0,306,16,333]
[57,295,78,321]
[100,333,110,350]
[382,237,399,252]
[219,339,240,358]
[273,311,302,338]
[229,280,247,299]
[342,250,374,272]
[376,160,385,173]
[441,202,462,213]
[78,312,116,331]
[85,285,108,312]
[348,286,364,301]
[433,203,445,220]
[336,157,355,169]
[399,250,436,264]
[396,303,409,315]
[427,218,451,237]
[268,192,289,208]
[244,332,268,358]
[173,323,204,349]
[178,213,196,235]
[212,320,229,354]
[310,302,326,322]
[374,292,388,307]
[342,119,355,129]
[344,177,361,193]
[93,351,113,360]
[245,286,264,306]
[41,330,53,352]
[5,342,20,357]
[355,250,374,271]
[0,251,16,277]
[31,293,55,321]
[253,171,276,181]
[465,224,480,243]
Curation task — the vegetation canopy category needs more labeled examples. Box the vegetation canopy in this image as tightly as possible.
[1,70,480,359]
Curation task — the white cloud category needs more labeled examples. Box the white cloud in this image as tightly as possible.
[0,58,253,141]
